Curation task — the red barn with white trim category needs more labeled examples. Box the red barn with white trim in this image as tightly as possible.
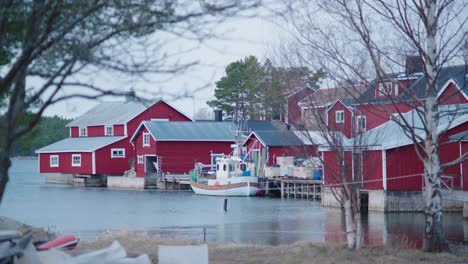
[36,99,192,177]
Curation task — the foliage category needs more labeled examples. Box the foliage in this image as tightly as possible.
[208,55,324,121]
[0,113,70,157]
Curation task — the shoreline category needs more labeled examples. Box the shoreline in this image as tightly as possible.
[11,156,38,160]
[1,216,467,263]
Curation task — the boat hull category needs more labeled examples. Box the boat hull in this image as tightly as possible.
[191,180,260,196]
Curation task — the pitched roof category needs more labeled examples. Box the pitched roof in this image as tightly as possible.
[344,104,468,150]
[300,85,367,108]
[240,120,279,132]
[358,65,467,103]
[402,65,467,100]
[35,136,126,153]
[450,131,468,142]
[249,130,304,147]
[141,121,236,142]
[66,99,192,127]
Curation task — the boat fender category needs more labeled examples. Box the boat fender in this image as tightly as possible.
[214,181,219,186]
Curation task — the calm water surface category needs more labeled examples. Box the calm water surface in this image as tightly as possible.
[1,159,467,248]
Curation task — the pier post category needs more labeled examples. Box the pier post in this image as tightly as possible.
[464,202,468,219]
[280,180,284,198]
[294,182,296,199]
[165,178,168,190]
[306,183,309,199]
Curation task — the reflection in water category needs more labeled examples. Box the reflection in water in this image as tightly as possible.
[1,159,467,249]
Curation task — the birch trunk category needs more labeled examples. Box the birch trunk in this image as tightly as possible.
[422,0,448,252]
[344,198,356,249]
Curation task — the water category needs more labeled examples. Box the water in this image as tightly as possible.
[1,159,467,247]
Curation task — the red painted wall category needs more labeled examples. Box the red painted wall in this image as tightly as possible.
[39,152,93,174]
[462,142,468,191]
[322,151,352,185]
[127,101,191,139]
[95,138,134,175]
[88,125,104,137]
[438,82,468,105]
[114,124,125,136]
[157,141,233,174]
[134,127,157,177]
[70,127,79,137]
[361,150,383,189]
[385,145,424,190]
[327,101,352,138]
[384,122,468,191]
[355,103,413,131]
[287,88,313,126]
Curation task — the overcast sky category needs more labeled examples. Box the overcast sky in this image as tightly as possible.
[42,13,288,119]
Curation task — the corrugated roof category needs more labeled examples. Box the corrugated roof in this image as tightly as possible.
[294,130,344,145]
[300,85,367,107]
[66,99,192,127]
[344,104,468,149]
[240,120,279,132]
[35,136,126,153]
[253,130,304,147]
[144,121,236,141]
[450,131,468,142]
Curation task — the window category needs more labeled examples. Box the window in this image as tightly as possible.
[72,154,81,167]
[240,164,247,171]
[79,127,87,137]
[111,148,125,158]
[357,115,366,132]
[335,110,344,123]
[50,155,59,167]
[223,164,227,171]
[105,125,113,136]
[137,155,144,165]
[378,82,392,96]
[143,133,150,147]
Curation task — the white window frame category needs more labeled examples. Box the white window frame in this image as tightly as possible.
[105,125,114,136]
[50,155,59,167]
[72,154,81,167]
[143,133,150,147]
[378,82,392,96]
[111,148,125,158]
[79,127,87,137]
[335,110,344,123]
[137,155,144,165]
[357,115,366,132]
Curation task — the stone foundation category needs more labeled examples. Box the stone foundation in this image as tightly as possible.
[322,188,464,212]
[107,176,145,189]
[44,173,73,184]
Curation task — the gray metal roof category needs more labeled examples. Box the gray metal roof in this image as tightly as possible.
[344,104,468,150]
[450,131,468,142]
[253,130,304,147]
[35,136,126,153]
[66,99,192,127]
[144,121,236,141]
[240,120,279,132]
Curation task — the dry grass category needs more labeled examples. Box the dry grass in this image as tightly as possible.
[70,230,468,264]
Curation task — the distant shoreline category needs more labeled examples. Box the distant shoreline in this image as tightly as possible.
[11,156,38,160]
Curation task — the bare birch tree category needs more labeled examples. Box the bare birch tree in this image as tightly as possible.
[282,0,467,252]
[0,0,259,202]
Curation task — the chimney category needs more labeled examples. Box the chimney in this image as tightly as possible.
[405,55,424,75]
[214,110,223,122]
[125,90,136,102]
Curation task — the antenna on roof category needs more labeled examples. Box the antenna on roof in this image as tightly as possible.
[126,72,136,102]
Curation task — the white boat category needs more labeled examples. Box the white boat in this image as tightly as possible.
[190,156,260,197]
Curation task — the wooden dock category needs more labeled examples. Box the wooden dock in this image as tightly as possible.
[278,178,322,199]
[157,174,191,190]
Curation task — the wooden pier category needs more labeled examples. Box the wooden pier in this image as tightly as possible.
[278,178,322,199]
[156,174,191,190]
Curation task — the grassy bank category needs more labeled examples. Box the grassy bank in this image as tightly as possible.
[71,231,468,264]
